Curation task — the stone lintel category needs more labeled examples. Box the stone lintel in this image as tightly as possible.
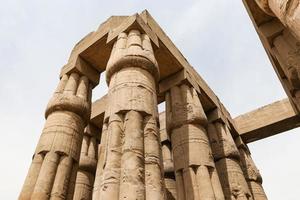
[159,69,200,95]
[259,19,284,46]
[159,112,170,143]
[234,98,300,143]
[90,95,107,129]
[85,123,101,140]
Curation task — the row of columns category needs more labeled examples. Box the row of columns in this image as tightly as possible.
[19,29,268,200]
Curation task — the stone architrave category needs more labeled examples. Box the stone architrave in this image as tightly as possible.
[207,122,253,200]
[19,68,96,200]
[165,84,225,200]
[235,137,267,200]
[96,29,164,200]
[255,0,300,41]
[73,124,101,200]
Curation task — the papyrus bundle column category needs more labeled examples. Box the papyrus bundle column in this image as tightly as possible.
[254,0,300,40]
[160,113,176,200]
[74,124,100,200]
[235,137,267,200]
[19,72,93,200]
[165,84,224,200]
[92,122,108,200]
[96,30,164,200]
[207,122,252,200]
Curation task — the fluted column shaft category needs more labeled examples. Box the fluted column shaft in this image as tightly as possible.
[165,84,224,200]
[207,122,252,200]
[19,71,93,200]
[96,30,164,200]
[235,137,267,200]
[74,124,100,200]
[255,0,300,40]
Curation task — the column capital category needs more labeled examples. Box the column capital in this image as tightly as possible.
[60,56,101,87]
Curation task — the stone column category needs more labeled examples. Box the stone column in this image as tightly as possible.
[207,121,252,200]
[92,122,108,200]
[97,30,164,200]
[254,0,300,40]
[160,113,176,200]
[73,124,100,200]
[19,70,94,200]
[235,137,267,200]
[165,84,225,200]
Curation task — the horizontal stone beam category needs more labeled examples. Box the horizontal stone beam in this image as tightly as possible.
[88,10,236,134]
[234,98,300,143]
[90,95,107,128]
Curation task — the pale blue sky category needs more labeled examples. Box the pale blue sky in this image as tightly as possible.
[0,0,299,199]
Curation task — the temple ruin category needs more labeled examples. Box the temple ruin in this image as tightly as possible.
[19,1,300,199]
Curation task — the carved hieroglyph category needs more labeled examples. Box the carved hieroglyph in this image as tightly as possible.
[235,137,267,200]
[166,84,224,200]
[19,72,93,200]
[94,29,164,200]
[207,122,252,200]
[73,124,100,200]
[255,0,300,40]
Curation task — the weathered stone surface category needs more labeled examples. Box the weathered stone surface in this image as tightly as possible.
[215,158,252,200]
[17,9,282,200]
[235,137,267,200]
[166,83,224,200]
[255,0,300,40]
[96,29,164,200]
[19,71,94,200]
[208,121,252,200]
[74,124,100,200]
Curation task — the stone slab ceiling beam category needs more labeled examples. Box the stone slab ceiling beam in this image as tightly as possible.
[19,57,101,200]
[234,98,300,143]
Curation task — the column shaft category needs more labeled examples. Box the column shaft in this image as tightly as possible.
[207,122,252,200]
[166,83,224,200]
[74,124,100,200]
[98,30,164,200]
[19,72,93,200]
[235,137,267,200]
